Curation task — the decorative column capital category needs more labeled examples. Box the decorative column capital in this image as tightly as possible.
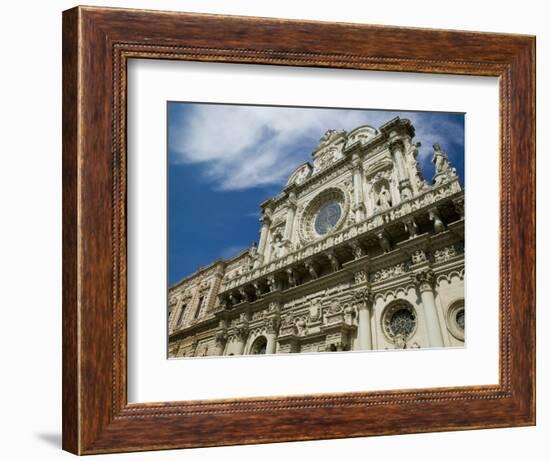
[353,288,374,310]
[234,323,249,341]
[260,214,272,226]
[412,269,436,292]
[264,315,281,335]
[351,153,363,170]
[389,138,405,153]
[214,328,228,346]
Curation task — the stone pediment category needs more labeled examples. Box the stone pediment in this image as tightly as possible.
[345,125,379,148]
[286,162,312,187]
[365,157,394,178]
[315,129,346,150]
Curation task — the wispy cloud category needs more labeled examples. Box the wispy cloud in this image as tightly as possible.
[168,104,463,191]
[219,245,247,259]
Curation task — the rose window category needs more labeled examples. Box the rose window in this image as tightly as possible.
[383,302,418,341]
[314,201,342,235]
[389,308,416,337]
[299,188,349,242]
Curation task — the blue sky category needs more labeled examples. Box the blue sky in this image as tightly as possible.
[168,102,464,285]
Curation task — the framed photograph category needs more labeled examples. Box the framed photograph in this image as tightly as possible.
[62,6,535,455]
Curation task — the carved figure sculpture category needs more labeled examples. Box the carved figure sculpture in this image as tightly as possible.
[432,143,451,173]
[377,184,392,210]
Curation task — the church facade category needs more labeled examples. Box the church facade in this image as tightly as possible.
[168,117,465,358]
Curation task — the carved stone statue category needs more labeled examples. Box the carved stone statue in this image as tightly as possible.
[270,232,284,260]
[376,184,392,210]
[318,129,341,146]
[248,241,257,258]
[286,267,297,287]
[432,143,450,173]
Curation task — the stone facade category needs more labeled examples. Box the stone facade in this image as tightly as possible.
[168,117,465,358]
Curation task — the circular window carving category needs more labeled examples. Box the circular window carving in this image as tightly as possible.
[446,300,465,341]
[456,310,465,330]
[250,336,267,355]
[382,301,418,341]
[314,201,342,235]
[389,309,416,337]
[299,188,349,242]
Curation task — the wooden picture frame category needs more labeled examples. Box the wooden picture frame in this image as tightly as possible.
[62,5,536,455]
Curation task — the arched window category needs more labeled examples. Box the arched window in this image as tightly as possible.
[193,296,204,319]
[250,336,267,355]
[177,304,186,326]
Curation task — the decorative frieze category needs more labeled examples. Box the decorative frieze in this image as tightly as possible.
[411,249,428,265]
[372,262,408,283]
[433,243,464,263]
[354,270,368,284]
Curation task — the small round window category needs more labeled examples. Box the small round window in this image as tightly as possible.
[382,302,418,342]
[446,300,465,341]
[456,309,465,330]
[389,308,416,338]
[314,201,342,235]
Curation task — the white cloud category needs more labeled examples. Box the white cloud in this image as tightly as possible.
[169,104,463,191]
[219,245,247,259]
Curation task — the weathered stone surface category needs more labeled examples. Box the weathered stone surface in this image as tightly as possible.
[168,118,465,357]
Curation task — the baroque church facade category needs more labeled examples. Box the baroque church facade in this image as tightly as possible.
[168,117,465,358]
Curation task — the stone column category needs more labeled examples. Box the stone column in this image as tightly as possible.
[283,193,297,248]
[257,208,273,258]
[351,154,366,221]
[265,318,280,354]
[354,288,374,351]
[413,270,444,347]
[265,302,281,354]
[214,328,228,356]
[233,325,249,355]
[391,140,414,200]
[390,140,407,181]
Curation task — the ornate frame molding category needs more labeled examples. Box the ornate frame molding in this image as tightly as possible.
[62,6,535,454]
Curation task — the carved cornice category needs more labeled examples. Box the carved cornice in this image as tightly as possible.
[220,183,463,295]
